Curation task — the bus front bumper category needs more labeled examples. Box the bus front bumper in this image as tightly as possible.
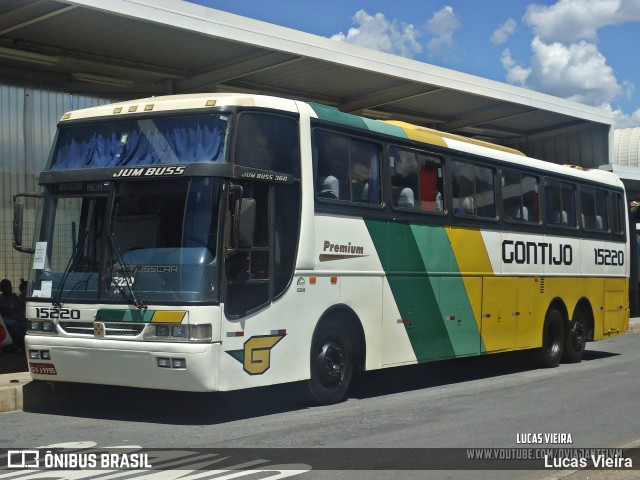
[25,335,221,392]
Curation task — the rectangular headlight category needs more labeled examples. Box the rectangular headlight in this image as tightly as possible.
[42,321,55,332]
[172,325,187,338]
[144,323,212,342]
[28,321,57,334]
[189,325,212,342]
[155,325,171,337]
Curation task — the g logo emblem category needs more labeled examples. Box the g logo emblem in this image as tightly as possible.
[227,334,285,375]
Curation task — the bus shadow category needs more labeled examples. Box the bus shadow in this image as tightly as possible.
[350,348,619,399]
[22,347,619,425]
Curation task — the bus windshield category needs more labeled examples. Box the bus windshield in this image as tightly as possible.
[32,178,222,305]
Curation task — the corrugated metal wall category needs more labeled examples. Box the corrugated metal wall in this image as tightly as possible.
[0,84,122,286]
[511,125,611,169]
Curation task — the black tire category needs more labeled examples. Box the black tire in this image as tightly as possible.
[562,310,587,363]
[534,308,565,368]
[307,319,355,405]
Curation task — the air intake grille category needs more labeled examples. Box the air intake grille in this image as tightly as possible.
[59,322,145,337]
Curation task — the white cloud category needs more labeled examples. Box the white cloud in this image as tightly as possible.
[330,9,422,58]
[426,6,461,58]
[526,37,622,105]
[499,0,640,126]
[606,105,640,129]
[491,18,517,45]
[500,49,531,85]
[524,0,640,43]
[330,6,461,60]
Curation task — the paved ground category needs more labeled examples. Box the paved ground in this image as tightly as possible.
[0,318,640,480]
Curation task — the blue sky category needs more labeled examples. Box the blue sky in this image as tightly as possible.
[191,0,640,128]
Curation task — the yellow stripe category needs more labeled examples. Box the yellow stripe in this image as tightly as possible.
[384,120,447,147]
[383,120,525,155]
[151,311,187,323]
[447,227,493,275]
[446,227,494,332]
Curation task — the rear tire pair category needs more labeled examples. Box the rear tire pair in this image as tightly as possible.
[534,308,586,367]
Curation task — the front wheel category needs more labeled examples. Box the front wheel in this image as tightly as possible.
[534,308,565,368]
[308,320,355,405]
[562,310,587,363]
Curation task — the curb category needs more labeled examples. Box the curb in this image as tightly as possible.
[0,372,30,413]
[2,319,640,414]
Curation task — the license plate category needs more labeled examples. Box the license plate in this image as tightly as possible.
[29,363,57,375]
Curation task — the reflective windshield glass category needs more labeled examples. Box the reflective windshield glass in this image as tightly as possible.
[50,114,229,170]
[31,178,222,304]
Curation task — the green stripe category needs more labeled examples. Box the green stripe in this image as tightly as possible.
[365,220,484,361]
[362,118,408,137]
[309,103,410,140]
[96,309,155,323]
[309,103,368,129]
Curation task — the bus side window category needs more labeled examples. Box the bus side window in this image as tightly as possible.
[502,170,539,223]
[315,132,349,200]
[390,147,419,209]
[544,179,560,225]
[545,178,577,228]
[314,131,381,204]
[452,160,495,218]
[235,113,300,175]
[390,146,443,213]
[609,192,625,234]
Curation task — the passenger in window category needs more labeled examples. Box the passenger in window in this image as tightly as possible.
[315,133,349,200]
[515,206,529,221]
[319,175,340,199]
[397,188,415,208]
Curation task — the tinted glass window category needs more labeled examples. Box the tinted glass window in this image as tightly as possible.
[581,186,609,231]
[451,160,495,218]
[502,170,540,223]
[390,147,444,213]
[314,131,381,204]
[609,192,625,234]
[544,178,576,227]
[235,113,300,175]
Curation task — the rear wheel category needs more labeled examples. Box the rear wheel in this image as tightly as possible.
[534,308,565,368]
[308,319,355,405]
[562,310,587,363]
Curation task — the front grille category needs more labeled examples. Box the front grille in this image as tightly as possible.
[59,321,145,337]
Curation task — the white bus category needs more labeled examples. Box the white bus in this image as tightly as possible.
[14,93,629,404]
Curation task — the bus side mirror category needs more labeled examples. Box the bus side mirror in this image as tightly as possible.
[227,185,256,254]
[237,198,256,248]
[13,193,40,254]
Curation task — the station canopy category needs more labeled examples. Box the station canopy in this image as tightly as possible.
[0,0,614,163]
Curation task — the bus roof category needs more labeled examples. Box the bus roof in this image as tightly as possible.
[58,93,301,122]
[58,93,624,190]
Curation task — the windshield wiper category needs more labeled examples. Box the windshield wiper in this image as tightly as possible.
[52,229,88,307]
[108,232,146,309]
